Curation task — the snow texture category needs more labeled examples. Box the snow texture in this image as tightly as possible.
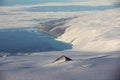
[0,51,120,80]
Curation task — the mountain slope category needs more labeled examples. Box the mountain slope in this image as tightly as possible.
[37,8,120,52]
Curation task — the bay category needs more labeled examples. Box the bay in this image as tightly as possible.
[0,27,72,56]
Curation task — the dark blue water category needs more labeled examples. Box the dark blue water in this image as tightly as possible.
[0,27,72,55]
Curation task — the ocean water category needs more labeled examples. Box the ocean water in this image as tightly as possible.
[0,27,72,56]
[0,0,75,56]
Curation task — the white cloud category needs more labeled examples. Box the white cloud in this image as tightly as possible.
[0,10,96,28]
[0,0,119,28]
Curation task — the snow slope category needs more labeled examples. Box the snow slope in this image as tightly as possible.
[0,51,120,80]
[37,8,120,52]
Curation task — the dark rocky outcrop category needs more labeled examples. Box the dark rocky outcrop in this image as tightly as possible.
[53,55,72,63]
[36,18,74,37]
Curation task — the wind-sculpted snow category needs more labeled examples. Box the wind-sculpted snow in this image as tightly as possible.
[38,8,120,52]
[0,51,120,80]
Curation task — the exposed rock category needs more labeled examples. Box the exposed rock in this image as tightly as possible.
[53,55,72,63]
[36,18,73,37]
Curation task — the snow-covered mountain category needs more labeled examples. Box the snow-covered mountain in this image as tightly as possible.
[37,8,120,52]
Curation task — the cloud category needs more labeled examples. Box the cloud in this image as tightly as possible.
[33,0,119,7]
[1,0,119,9]
[1,8,119,28]
[0,0,119,28]
[0,11,96,28]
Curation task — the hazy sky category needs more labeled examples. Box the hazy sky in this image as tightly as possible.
[0,0,89,6]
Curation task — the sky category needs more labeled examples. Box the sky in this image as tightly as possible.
[0,0,88,6]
